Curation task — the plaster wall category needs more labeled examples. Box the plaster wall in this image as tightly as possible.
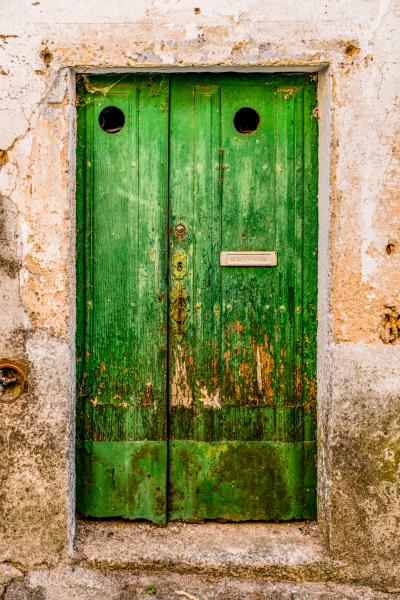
[0,0,399,587]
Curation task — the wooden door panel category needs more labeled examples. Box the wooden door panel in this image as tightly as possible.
[77,441,167,520]
[169,441,316,521]
[76,75,169,522]
[168,74,318,521]
[76,73,318,523]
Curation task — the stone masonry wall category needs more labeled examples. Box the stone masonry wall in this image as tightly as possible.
[0,0,399,589]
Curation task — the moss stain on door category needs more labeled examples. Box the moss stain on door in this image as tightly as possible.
[76,73,318,523]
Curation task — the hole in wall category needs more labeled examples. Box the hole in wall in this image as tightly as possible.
[0,360,27,403]
[98,106,125,134]
[386,240,396,255]
[234,107,260,134]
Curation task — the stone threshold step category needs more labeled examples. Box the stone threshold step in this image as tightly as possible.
[5,567,399,600]
[73,520,334,581]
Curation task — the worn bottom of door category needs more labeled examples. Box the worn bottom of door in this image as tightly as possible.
[77,441,167,521]
[169,441,316,521]
[77,440,316,522]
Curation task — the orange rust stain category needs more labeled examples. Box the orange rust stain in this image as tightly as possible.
[232,320,244,335]
[304,374,317,410]
[239,361,253,382]
[21,253,69,338]
[379,304,400,343]
[344,43,360,57]
[231,41,250,54]
[21,116,71,339]
[212,357,219,386]
[0,149,8,168]
[141,381,154,406]
[223,350,231,375]
[196,25,229,39]
[40,45,53,67]
[99,362,106,375]
[256,344,274,399]
[391,144,400,161]
[294,363,303,401]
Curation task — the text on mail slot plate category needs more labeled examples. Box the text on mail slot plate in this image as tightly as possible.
[220,251,277,267]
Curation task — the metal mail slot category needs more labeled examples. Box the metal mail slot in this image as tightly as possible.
[220,251,277,267]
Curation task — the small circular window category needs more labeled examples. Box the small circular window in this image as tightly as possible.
[234,107,260,134]
[98,106,125,134]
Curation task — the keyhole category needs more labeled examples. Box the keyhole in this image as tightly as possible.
[177,261,183,272]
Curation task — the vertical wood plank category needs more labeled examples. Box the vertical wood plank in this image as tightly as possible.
[168,74,318,521]
[76,75,169,521]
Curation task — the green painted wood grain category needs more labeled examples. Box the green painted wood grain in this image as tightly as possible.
[76,75,169,519]
[76,441,167,522]
[76,73,318,522]
[168,440,316,521]
[168,74,318,520]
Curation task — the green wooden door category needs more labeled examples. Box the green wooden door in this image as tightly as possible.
[76,73,318,523]
[76,75,169,522]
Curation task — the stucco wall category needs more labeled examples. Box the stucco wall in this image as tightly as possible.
[0,0,399,587]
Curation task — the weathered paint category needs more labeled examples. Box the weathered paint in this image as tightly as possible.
[77,73,318,521]
[1,0,400,582]
[168,74,318,520]
[170,348,194,408]
[76,75,169,519]
[168,441,316,521]
[76,441,167,521]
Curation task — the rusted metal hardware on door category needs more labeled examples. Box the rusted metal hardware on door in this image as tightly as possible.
[174,223,186,240]
[171,282,188,341]
[172,250,188,279]
[0,359,28,402]
[171,250,189,341]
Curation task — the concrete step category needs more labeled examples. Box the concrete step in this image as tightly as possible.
[4,567,400,600]
[73,520,333,581]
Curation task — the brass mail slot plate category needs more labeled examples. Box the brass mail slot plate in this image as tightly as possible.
[220,251,277,267]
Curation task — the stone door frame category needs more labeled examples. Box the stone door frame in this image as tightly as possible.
[68,62,332,546]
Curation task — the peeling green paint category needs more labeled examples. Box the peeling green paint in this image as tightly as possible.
[76,74,318,521]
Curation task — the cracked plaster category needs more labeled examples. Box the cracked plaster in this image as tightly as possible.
[0,0,399,590]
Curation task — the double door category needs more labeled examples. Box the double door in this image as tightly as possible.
[76,73,318,523]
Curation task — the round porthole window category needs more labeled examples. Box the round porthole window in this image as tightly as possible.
[98,106,125,134]
[234,107,260,134]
